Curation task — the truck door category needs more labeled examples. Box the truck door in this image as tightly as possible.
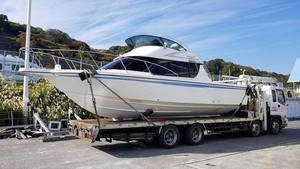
[270,89,287,116]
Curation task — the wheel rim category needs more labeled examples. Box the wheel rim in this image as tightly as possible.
[252,123,260,136]
[164,129,177,145]
[272,121,280,133]
[191,127,202,142]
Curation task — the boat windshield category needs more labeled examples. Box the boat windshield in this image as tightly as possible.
[125,35,187,51]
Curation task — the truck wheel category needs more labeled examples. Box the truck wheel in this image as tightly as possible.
[185,124,204,145]
[271,119,281,135]
[249,121,261,137]
[158,125,180,149]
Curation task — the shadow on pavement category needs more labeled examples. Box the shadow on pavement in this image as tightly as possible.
[92,127,300,158]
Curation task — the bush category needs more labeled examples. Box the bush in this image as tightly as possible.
[0,78,92,123]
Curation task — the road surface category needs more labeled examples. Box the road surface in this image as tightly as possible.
[0,120,299,169]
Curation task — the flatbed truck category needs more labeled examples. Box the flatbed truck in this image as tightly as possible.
[68,79,288,149]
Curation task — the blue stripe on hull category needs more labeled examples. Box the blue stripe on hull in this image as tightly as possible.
[94,74,246,90]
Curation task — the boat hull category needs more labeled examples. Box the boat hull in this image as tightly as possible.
[20,69,248,118]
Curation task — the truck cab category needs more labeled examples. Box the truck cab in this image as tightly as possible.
[261,85,288,132]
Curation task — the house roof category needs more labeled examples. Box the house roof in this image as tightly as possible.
[288,58,300,83]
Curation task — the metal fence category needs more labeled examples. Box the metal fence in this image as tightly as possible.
[0,111,25,127]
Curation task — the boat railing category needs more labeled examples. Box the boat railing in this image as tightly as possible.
[212,75,248,85]
[18,48,114,70]
[117,57,179,77]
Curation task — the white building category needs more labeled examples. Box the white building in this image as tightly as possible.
[288,58,300,93]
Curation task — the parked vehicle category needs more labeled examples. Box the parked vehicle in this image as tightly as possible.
[68,76,288,148]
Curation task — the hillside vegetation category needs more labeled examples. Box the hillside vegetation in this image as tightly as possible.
[0,14,129,61]
[206,59,291,88]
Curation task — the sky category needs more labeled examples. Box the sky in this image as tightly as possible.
[1,0,300,75]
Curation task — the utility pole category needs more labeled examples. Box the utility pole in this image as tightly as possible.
[22,0,32,124]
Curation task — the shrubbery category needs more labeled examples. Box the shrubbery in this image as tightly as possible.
[0,76,92,122]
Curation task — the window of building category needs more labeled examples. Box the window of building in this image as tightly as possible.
[12,64,20,71]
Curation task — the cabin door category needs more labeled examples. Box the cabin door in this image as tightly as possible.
[270,89,287,117]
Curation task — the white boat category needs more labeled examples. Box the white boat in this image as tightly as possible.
[19,35,249,118]
[0,52,40,82]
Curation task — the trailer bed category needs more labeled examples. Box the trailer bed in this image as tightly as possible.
[69,112,257,130]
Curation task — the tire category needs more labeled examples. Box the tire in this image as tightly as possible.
[249,121,262,137]
[185,124,204,145]
[158,125,180,149]
[270,119,281,135]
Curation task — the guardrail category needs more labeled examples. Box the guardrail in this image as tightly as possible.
[19,48,113,70]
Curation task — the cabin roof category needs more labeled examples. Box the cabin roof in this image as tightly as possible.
[288,58,300,83]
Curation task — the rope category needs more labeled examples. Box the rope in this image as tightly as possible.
[84,71,101,128]
[229,85,255,120]
[88,71,156,127]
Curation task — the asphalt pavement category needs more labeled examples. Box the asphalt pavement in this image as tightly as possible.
[0,120,300,169]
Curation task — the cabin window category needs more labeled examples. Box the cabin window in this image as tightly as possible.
[0,63,2,70]
[148,61,179,77]
[189,62,200,77]
[147,59,188,77]
[272,90,277,102]
[101,59,125,70]
[146,58,200,78]
[276,89,285,105]
[12,64,20,71]
[122,58,149,72]
[101,57,200,78]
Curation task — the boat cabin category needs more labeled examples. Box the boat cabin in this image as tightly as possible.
[102,35,211,79]
[0,53,39,82]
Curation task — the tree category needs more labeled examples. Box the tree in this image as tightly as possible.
[0,14,10,31]
[45,29,71,44]
[206,58,224,75]
[0,14,8,24]
[108,46,130,55]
